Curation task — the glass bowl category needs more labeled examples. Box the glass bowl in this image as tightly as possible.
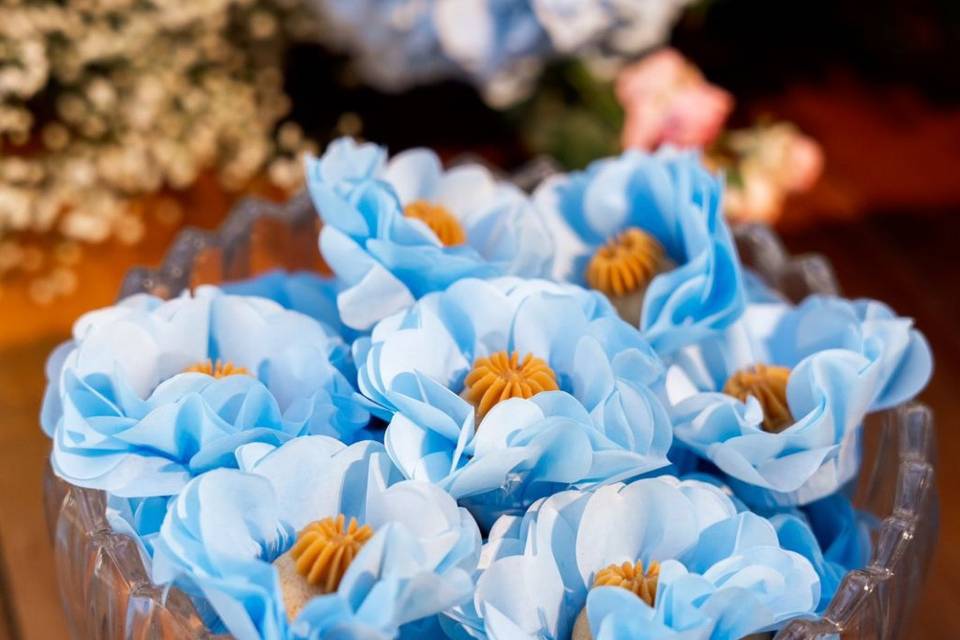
[43,191,938,640]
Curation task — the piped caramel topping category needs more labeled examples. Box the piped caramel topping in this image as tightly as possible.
[404,199,466,246]
[593,560,660,607]
[183,359,249,378]
[464,351,558,422]
[289,515,374,594]
[585,227,665,298]
[723,364,793,433]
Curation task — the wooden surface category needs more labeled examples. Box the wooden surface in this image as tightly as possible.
[1,80,960,639]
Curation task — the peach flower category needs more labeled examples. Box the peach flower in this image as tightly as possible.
[720,123,825,224]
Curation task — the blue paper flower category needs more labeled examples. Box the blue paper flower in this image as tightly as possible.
[105,494,171,557]
[674,474,873,614]
[151,436,482,639]
[665,295,932,507]
[313,0,467,93]
[761,295,933,410]
[221,269,354,343]
[530,0,692,58]
[41,286,371,498]
[306,138,554,330]
[768,493,874,612]
[310,0,689,106]
[354,276,673,528]
[443,476,820,640]
[534,148,745,355]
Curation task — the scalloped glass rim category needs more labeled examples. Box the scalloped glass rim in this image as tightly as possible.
[43,188,938,640]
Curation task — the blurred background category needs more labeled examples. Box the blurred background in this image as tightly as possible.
[0,1,957,637]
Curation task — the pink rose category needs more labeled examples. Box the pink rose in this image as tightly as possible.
[617,48,733,151]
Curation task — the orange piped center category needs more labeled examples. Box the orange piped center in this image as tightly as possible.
[723,364,793,433]
[464,351,558,422]
[183,359,250,378]
[586,227,665,297]
[290,515,374,594]
[594,560,660,607]
[404,200,466,246]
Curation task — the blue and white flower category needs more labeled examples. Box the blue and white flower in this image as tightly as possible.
[41,286,370,498]
[306,138,553,330]
[355,276,673,528]
[531,0,692,59]
[665,295,932,507]
[431,0,552,105]
[312,0,465,93]
[152,436,482,639]
[768,493,874,612]
[444,476,820,639]
[535,148,746,355]
[757,295,933,411]
[310,0,691,106]
[221,269,354,343]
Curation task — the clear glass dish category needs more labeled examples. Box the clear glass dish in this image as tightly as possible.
[43,190,938,639]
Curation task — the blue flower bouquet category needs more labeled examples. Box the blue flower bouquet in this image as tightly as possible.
[42,139,936,640]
